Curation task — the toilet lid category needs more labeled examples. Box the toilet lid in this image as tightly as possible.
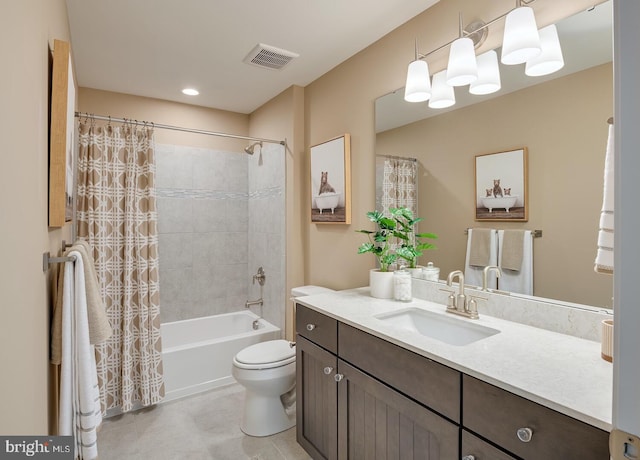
[235,340,295,366]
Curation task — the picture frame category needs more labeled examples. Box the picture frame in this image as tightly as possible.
[310,134,351,224]
[49,39,76,228]
[475,148,528,221]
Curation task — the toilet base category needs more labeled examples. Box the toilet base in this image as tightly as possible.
[240,391,296,437]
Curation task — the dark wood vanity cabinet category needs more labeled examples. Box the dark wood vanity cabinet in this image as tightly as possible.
[296,304,610,460]
[296,304,458,460]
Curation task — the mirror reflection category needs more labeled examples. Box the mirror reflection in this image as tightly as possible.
[375,1,613,308]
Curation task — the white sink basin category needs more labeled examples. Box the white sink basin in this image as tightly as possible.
[374,307,500,346]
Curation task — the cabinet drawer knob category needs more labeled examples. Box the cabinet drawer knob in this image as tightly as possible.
[334,373,344,382]
[306,324,316,331]
[462,456,476,460]
[323,366,333,375]
[517,427,534,443]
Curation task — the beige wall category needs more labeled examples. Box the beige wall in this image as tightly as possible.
[377,63,613,308]
[303,0,606,294]
[0,0,72,434]
[78,88,250,152]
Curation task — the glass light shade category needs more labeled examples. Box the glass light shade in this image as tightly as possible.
[404,60,431,102]
[428,70,456,109]
[446,37,478,86]
[525,24,564,76]
[469,50,501,95]
[501,6,541,65]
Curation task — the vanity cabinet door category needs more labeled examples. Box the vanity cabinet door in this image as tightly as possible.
[337,360,459,460]
[296,335,338,460]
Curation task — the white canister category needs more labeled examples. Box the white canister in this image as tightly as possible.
[422,262,440,281]
[394,266,412,302]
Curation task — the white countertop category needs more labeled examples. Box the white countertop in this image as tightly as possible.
[296,288,613,431]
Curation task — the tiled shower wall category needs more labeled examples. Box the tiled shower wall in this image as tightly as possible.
[155,142,285,332]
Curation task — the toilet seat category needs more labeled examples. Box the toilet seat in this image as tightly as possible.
[233,339,296,370]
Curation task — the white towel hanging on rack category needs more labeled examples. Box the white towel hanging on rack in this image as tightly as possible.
[464,229,498,288]
[498,230,533,295]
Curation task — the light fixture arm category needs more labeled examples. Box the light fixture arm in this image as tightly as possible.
[411,0,536,62]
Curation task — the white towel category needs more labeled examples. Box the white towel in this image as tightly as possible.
[498,230,533,295]
[58,251,102,460]
[595,124,614,274]
[464,229,498,289]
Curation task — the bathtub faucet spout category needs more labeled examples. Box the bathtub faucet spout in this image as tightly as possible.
[245,298,264,308]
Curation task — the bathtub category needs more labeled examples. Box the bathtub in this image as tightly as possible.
[481,195,518,212]
[314,191,341,214]
[161,311,281,402]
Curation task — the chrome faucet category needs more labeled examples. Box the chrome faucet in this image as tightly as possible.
[444,270,480,319]
[482,265,502,291]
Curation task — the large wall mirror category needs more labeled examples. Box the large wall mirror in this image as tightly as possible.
[375,1,613,309]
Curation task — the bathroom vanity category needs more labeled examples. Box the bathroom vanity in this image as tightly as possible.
[295,289,611,460]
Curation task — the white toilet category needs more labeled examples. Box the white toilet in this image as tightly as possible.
[232,285,334,437]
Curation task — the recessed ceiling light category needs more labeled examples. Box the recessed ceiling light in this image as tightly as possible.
[182,88,199,96]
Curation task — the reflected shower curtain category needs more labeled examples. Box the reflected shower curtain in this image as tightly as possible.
[381,156,417,214]
[76,120,164,413]
[380,156,418,259]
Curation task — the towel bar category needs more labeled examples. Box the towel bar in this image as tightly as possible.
[464,228,542,238]
[42,252,76,272]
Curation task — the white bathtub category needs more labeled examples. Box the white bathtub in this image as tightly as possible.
[481,195,518,212]
[314,192,341,214]
[161,311,281,402]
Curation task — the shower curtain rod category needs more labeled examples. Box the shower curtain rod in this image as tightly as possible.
[75,112,286,145]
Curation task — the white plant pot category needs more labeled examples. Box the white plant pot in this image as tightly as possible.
[369,269,395,299]
[407,267,424,279]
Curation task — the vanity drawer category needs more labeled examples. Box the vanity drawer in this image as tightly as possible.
[462,375,609,460]
[338,323,460,422]
[461,430,516,460]
[296,304,337,354]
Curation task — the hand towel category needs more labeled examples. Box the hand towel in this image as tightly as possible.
[498,230,533,295]
[51,239,112,365]
[468,228,493,267]
[58,251,102,459]
[595,124,614,274]
[464,229,498,288]
[500,230,525,271]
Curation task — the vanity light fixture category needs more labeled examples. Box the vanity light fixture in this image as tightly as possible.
[428,70,456,109]
[404,40,431,102]
[182,88,199,96]
[501,1,541,65]
[470,50,501,95]
[446,14,478,86]
[525,24,564,76]
[404,0,562,108]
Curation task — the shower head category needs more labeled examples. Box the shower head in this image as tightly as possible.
[244,141,262,155]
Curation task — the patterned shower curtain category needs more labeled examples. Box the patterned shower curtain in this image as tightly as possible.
[381,156,418,257]
[76,120,164,413]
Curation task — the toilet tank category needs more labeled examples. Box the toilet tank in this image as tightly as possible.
[290,285,334,340]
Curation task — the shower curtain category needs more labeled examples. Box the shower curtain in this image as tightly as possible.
[381,156,417,214]
[76,120,164,413]
[380,156,418,257]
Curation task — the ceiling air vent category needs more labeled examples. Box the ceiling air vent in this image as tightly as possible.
[243,43,299,70]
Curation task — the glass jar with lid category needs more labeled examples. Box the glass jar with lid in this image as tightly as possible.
[394,266,412,302]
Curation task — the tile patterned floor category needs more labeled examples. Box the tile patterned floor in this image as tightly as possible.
[97,384,312,460]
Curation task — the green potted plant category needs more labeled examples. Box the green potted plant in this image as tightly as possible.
[356,210,398,298]
[391,207,438,274]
